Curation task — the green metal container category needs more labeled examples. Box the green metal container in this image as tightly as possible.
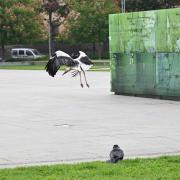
[109,8,180,99]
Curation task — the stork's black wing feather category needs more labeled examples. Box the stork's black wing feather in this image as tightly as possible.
[45,55,78,77]
[79,56,93,65]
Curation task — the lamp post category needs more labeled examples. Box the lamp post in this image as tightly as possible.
[121,0,126,13]
[48,12,52,58]
[43,0,59,58]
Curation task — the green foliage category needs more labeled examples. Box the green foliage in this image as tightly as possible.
[64,0,119,44]
[0,0,44,59]
[1,0,44,44]
[41,0,69,17]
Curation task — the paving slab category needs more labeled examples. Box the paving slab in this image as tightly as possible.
[0,70,180,168]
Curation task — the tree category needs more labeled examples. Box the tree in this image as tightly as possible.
[64,0,119,44]
[41,0,69,57]
[0,0,44,61]
[61,0,119,58]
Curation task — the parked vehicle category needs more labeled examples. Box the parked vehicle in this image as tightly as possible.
[11,48,44,59]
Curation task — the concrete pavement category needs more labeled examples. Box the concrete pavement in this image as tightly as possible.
[0,70,180,168]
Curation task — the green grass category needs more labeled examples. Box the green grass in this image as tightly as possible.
[0,65,45,70]
[0,156,180,180]
[0,65,110,71]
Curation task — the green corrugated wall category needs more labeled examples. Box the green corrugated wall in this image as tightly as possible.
[109,8,180,99]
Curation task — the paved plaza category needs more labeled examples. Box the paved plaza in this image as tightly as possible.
[0,70,180,168]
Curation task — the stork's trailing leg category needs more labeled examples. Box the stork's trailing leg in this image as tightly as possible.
[71,70,78,77]
[82,70,89,88]
[79,72,83,88]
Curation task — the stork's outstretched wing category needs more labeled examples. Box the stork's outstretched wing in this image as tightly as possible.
[45,50,79,77]
[78,51,93,66]
[79,56,93,65]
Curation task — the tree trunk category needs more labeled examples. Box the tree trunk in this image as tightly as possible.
[93,42,96,59]
[0,34,5,62]
[1,43,5,62]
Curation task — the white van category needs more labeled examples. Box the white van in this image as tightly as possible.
[11,48,44,59]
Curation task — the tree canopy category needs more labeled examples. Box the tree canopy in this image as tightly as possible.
[0,0,44,60]
[62,0,119,44]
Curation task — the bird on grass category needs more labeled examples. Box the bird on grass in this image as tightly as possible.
[108,144,124,163]
[45,50,93,88]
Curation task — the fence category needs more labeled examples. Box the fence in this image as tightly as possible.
[0,42,109,60]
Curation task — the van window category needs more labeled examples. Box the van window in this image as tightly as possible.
[12,50,18,56]
[26,50,33,56]
[32,50,40,55]
[19,50,24,55]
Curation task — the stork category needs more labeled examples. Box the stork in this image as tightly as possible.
[45,50,93,88]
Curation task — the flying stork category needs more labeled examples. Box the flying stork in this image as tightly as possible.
[45,50,93,88]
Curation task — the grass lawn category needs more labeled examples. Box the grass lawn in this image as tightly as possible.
[0,65,110,71]
[0,155,179,180]
[0,65,45,70]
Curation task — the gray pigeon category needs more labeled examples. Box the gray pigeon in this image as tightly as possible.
[109,144,124,163]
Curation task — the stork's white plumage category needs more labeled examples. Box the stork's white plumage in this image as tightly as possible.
[45,50,93,87]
